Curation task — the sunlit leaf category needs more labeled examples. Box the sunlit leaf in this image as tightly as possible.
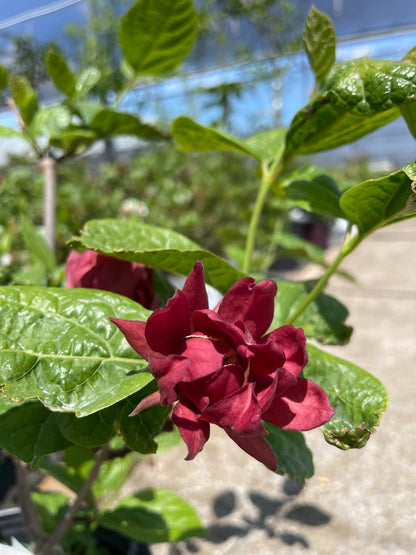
[100,488,204,543]
[172,116,260,160]
[45,49,76,97]
[304,344,388,449]
[0,287,152,416]
[340,162,416,236]
[303,6,336,82]
[271,280,352,345]
[69,219,245,293]
[120,0,197,75]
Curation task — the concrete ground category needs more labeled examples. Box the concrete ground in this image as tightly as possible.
[133,217,416,555]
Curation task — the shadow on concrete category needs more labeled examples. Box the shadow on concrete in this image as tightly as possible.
[181,478,331,552]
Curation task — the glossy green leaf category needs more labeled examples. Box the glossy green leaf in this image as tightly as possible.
[90,109,166,140]
[120,0,197,75]
[340,162,416,236]
[304,344,388,449]
[283,56,416,158]
[20,216,56,271]
[264,425,314,487]
[283,174,345,218]
[284,100,399,160]
[271,280,352,345]
[45,49,76,97]
[0,398,71,464]
[30,105,71,138]
[69,219,245,293]
[303,6,336,82]
[100,488,204,543]
[0,287,152,416]
[8,74,38,125]
[172,116,261,160]
[76,66,101,97]
[245,128,286,164]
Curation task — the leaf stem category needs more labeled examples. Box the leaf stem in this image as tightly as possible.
[243,160,285,274]
[286,226,361,325]
[35,443,110,555]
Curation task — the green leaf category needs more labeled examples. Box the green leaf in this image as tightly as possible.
[8,74,38,125]
[75,66,101,97]
[304,344,388,449]
[284,100,399,160]
[0,65,7,90]
[73,101,104,125]
[55,384,169,454]
[120,0,197,75]
[271,231,326,266]
[245,128,286,164]
[340,163,416,236]
[283,56,416,158]
[29,105,71,138]
[271,280,352,345]
[49,125,97,154]
[31,491,69,534]
[69,219,245,294]
[118,388,170,454]
[399,100,416,139]
[303,6,336,83]
[92,452,138,504]
[100,488,204,543]
[0,397,71,464]
[172,116,260,160]
[20,216,56,271]
[0,287,152,416]
[264,425,314,487]
[90,109,165,140]
[45,49,76,97]
[0,125,25,138]
[283,174,345,219]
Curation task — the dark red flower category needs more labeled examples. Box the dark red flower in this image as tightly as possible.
[111,261,334,470]
[65,250,160,310]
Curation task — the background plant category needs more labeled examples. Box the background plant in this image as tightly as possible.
[0,2,415,554]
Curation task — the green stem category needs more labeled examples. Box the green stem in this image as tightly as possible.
[286,227,361,325]
[112,77,137,110]
[243,161,284,274]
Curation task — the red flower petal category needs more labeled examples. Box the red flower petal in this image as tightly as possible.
[201,383,266,435]
[182,261,209,312]
[216,278,277,339]
[266,325,308,376]
[178,363,243,409]
[263,376,335,431]
[226,431,277,471]
[176,334,229,379]
[172,401,210,460]
[145,290,191,354]
[148,354,192,404]
[110,319,150,359]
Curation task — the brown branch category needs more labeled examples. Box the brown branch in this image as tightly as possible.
[14,459,46,545]
[35,444,111,555]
